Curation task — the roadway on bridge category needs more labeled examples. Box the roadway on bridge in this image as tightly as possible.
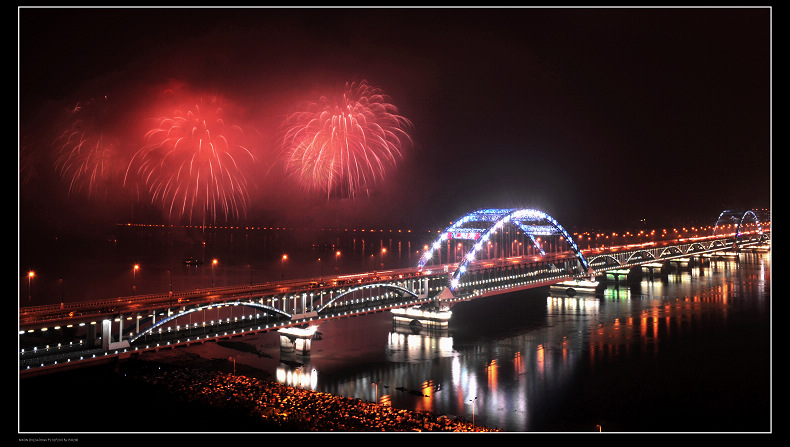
[19,224,769,375]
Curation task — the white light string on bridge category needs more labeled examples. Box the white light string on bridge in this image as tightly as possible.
[128,301,289,344]
[417,208,591,290]
[713,209,766,239]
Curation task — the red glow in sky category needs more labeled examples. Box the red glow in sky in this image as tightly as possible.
[18,7,771,230]
[126,94,257,224]
[53,96,126,200]
[280,80,413,200]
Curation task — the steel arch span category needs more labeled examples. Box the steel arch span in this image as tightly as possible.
[315,283,419,312]
[714,209,765,242]
[128,301,290,344]
[418,208,590,290]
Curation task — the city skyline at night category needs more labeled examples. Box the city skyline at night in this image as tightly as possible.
[19,7,771,234]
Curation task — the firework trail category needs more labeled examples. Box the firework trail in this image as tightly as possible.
[280,80,413,200]
[52,97,126,199]
[125,95,256,224]
[19,141,42,187]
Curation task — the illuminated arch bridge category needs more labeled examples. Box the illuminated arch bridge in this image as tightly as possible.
[126,283,421,344]
[714,209,767,241]
[418,208,591,291]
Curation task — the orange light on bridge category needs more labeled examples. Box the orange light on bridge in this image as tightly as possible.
[27,271,35,302]
[131,264,140,292]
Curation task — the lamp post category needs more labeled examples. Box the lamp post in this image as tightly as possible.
[27,271,35,303]
[335,250,341,272]
[281,254,288,280]
[132,264,139,292]
[211,259,218,289]
[470,396,477,426]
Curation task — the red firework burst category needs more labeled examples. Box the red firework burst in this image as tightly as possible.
[53,97,126,199]
[280,80,413,199]
[126,96,256,223]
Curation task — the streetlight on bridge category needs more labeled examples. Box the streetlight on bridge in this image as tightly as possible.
[281,254,288,280]
[211,259,218,289]
[27,271,35,303]
[132,264,139,292]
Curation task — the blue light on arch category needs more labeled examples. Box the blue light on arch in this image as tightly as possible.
[418,208,589,290]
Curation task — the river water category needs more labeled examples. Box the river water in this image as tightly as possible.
[18,226,771,433]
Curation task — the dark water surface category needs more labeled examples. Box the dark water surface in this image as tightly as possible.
[19,227,771,433]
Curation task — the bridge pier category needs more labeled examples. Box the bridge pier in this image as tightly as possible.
[603,269,631,284]
[392,305,452,329]
[550,279,601,296]
[101,319,129,351]
[641,263,666,280]
[665,258,692,272]
[416,277,429,299]
[278,326,316,356]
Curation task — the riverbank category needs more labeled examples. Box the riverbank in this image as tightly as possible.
[127,358,499,432]
[19,351,500,433]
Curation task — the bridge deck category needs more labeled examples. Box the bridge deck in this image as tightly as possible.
[19,233,769,375]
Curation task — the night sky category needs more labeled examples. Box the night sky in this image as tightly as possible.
[18,7,771,234]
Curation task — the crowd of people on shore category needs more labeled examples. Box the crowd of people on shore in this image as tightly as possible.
[135,364,500,432]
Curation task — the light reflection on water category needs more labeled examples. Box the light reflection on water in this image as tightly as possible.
[137,252,769,432]
[275,253,765,431]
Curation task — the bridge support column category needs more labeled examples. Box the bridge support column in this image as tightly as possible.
[666,258,691,272]
[604,269,630,284]
[86,322,99,347]
[279,335,311,355]
[101,319,111,351]
[641,264,662,280]
[278,327,315,355]
[101,318,130,351]
[417,277,429,299]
